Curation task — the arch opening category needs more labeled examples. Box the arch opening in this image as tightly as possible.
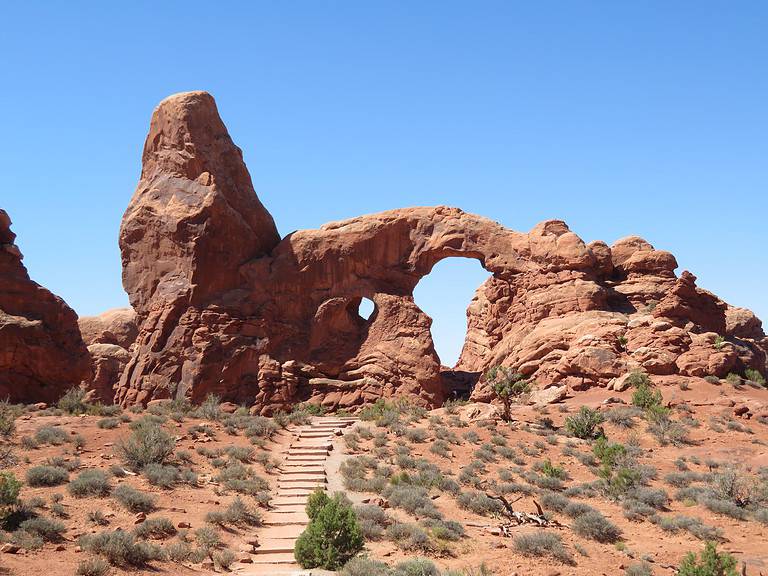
[413,257,491,398]
[357,297,375,321]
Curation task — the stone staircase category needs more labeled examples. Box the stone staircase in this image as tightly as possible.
[235,415,357,574]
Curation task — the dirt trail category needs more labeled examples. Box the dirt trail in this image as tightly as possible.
[234,416,358,575]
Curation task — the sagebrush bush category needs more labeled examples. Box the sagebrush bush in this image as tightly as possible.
[80,530,162,567]
[294,490,364,570]
[133,517,177,539]
[144,463,180,488]
[97,417,120,429]
[745,368,766,386]
[113,484,156,513]
[34,425,69,446]
[75,557,110,576]
[117,420,175,471]
[340,556,391,576]
[457,491,504,516]
[572,510,622,543]
[69,469,111,498]
[19,516,66,542]
[26,465,69,487]
[514,532,573,564]
[58,387,89,415]
[565,406,604,439]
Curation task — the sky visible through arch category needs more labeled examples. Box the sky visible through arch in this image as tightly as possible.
[2,1,767,355]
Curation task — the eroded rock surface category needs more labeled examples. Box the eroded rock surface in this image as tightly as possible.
[115,91,767,412]
[0,210,91,402]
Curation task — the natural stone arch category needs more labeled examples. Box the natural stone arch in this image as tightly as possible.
[115,92,767,413]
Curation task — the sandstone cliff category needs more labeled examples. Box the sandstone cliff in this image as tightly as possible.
[0,209,91,402]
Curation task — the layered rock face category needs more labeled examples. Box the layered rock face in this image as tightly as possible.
[79,309,138,403]
[0,210,91,403]
[115,91,767,412]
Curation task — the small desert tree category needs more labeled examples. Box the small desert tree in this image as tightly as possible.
[0,471,21,518]
[678,542,738,576]
[485,366,531,421]
[294,489,363,570]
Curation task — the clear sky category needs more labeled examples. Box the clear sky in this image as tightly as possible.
[3,1,766,366]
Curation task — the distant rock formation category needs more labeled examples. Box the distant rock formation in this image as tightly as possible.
[0,209,91,403]
[113,91,767,412]
[79,308,137,403]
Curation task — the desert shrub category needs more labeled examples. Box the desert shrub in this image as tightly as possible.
[565,406,604,439]
[647,411,690,446]
[701,497,747,520]
[463,430,480,444]
[215,462,269,498]
[206,496,262,527]
[605,406,642,428]
[631,374,663,410]
[625,562,654,576]
[26,465,68,487]
[75,557,110,576]
[513,532,573,564]
[572,510,622,543]
[0,401,18,439]
[69,469,111,497]
[80,530,162,567]
[485,366,531,420]
[166,539,193,562]
[113,484,156,513]
[457,491,504,516]
[651,514,722,541]
[195,525,221,553]
[628,486,669,510]
[384,484,442,519]
[117,420,175,471]
[88,510,110,526]
[195,393,222,420]
[34,425,69,445]
[0,471,21,512]
[355,504,390,539]
[225,445,254,462]
[19,516,65,541]
[340,556,391,576]
[678,542,738,576]
[429,439,451,458]
[97,417,120,429]
[58,387,89,414]
[386,522,435,553]
[134,516,177,539]
[405,427,429,443]
[392,558,440,576]
[294,490,364,570]
[745,368,766,386]
[144,463,180,488]
[214,548,236,570]
[540,491,570,512]
[537,459,567,480]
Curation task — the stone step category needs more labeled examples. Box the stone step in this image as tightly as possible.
[268,503,306,513]
[278,474,326,483]
[279,466,325,474]
[298,431,337,437]
[272,497,309,506]
[287,448,329,456]
[284,455,327,462]
[253,539,298,555]
[242,552,298,565]
[277,484,326,491]
[276,489,321,497]
[257,524,306,539]
[263,512,308,525]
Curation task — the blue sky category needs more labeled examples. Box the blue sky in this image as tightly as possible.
[3,1,766,365]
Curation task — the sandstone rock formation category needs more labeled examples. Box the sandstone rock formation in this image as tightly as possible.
[115,91,767,412]
[78,308,138,403]
[0,210,91,403]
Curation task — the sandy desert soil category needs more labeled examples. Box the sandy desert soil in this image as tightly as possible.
[0,374,766,575]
